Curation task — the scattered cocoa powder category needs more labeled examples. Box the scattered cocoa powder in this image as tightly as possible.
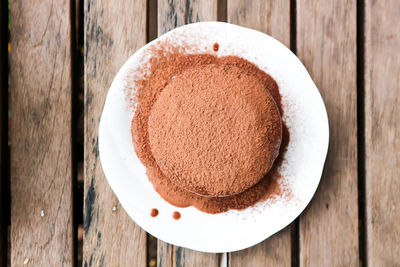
[130,43,290,214]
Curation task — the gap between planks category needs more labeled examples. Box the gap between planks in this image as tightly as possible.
[356,0,367,265]
[0,1,9,266]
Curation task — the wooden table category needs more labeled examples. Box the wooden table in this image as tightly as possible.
[3,0,400,266]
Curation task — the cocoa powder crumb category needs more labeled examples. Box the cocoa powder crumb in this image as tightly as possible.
[150,208,159,217]
[172,211,181,220]
[213,43,219,52]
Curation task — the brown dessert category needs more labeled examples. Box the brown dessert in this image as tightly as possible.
[148,64,282,196]
[131,43,289,214]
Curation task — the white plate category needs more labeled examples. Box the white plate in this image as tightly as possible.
[99,22,329,253]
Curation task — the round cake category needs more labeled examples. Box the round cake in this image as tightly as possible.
[148,63,282,197]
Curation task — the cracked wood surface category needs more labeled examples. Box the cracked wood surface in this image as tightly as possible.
[10,0,73,266]
[83,0,147,266]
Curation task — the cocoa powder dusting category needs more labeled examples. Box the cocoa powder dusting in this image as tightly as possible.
[148,64,281,196]
[131,43,290,214]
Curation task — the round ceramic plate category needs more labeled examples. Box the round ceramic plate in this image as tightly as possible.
[99,22,329,253]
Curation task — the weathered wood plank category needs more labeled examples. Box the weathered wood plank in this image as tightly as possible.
[9,0,73,265]
[157,1,219,266]
[228,1,292,266]
[173,247,220,267]
[297,1,359,266]
[230,226,292,267]
[364,0,400,265]
[83,0,147,266]
[0,1,7,266]
[158,242,219,267]
[158,0,217,35]
[228,0,290,48]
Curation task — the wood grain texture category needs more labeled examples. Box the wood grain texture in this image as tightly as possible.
[158,0,217,35]
[364,0,400,265]
[230,226,292,267]
[83,0,147,266]
[0,2,7,266]
[228,0,290,48]
[228,1,292,266]
[157,1,219,266]
[297,1,359,266]
[158,243,219,267]
[9,0,73,266]
[158,242,173,267]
